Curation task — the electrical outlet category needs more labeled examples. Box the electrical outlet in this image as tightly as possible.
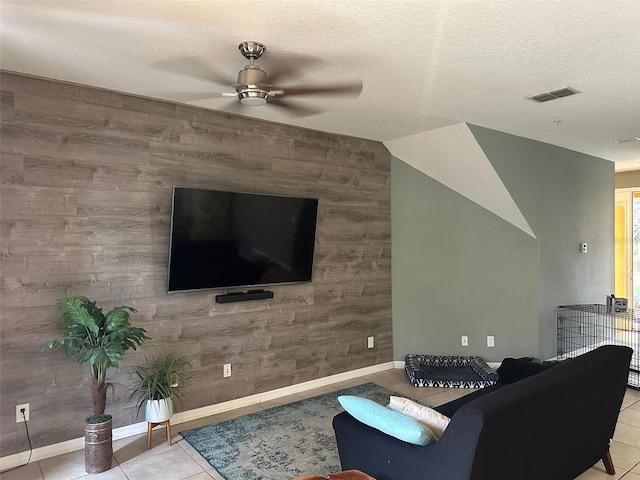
[16,403,29,423]
[487,335,495,347]
[367,336,374,348]
[461,336,469,346]
[223,363,232,378]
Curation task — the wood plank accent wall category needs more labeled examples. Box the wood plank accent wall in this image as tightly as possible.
[0,72,391,456]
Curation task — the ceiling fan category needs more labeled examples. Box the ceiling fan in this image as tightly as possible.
[152,41,363,117]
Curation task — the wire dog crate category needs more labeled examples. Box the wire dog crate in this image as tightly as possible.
[557,304,640,388]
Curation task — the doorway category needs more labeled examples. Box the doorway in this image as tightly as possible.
[615,189,640,308]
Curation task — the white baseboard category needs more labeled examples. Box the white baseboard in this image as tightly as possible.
[0,361,395,471]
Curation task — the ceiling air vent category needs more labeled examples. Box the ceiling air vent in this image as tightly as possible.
[528,87,580,103]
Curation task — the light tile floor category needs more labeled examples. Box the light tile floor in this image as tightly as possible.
[3,368,640,479]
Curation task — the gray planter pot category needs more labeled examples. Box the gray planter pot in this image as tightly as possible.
[85,417,112,473]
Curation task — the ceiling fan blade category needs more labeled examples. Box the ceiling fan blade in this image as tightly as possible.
[276,80,363,98]
[152,91,230,102]
[150,56,235,86]
[267,98,325,118]
[263,64,305,86]
[260,48,324,84]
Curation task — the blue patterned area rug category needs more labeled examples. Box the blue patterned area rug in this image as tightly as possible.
[180,382,403,480]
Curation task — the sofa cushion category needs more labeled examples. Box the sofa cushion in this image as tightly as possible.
[434,382,505,418]
[497,357,552,384]
[338,395,437,446]
[388,396,450,438]
[433,358,558,418]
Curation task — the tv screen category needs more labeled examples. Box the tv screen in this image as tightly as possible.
[167,187,319,293]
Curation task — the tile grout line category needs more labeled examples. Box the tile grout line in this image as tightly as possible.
[623,459,640,478]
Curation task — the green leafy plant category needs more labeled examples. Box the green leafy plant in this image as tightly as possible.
[40,295,150,416]
[127,353,190,416]
[86,414,112,425]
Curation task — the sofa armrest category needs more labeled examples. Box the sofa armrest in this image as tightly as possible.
[333,409,483,480]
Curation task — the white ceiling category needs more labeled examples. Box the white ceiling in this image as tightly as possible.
[1,1,639,171]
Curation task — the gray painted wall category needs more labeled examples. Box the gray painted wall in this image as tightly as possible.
[392,125,614,362]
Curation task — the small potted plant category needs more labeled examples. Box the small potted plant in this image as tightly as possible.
[40,295,149,473]
[127,352,189,423]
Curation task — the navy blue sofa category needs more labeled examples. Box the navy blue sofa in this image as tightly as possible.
[333,345,632,480]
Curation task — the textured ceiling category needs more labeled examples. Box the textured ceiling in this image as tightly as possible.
[1,1,639,170]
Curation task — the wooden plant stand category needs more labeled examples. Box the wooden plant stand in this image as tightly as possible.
[147,420,172,450]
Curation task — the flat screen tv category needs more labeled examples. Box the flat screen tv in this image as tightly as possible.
[167,187,319,293]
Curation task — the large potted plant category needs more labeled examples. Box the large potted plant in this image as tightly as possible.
[127,353,189,423]
[39,295,149,473]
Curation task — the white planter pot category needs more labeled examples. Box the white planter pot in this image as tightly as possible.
[145,398,174,423]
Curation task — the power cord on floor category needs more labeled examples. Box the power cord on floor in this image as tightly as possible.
[0,408,33,474]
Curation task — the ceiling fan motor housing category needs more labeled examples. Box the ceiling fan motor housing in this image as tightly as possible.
[236,65,270,105]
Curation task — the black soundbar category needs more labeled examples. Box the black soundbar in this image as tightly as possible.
[215,289,274,303]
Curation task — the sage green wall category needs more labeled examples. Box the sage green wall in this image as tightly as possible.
[392,125,614,362]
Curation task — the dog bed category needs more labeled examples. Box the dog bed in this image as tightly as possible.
[405,354,498,388]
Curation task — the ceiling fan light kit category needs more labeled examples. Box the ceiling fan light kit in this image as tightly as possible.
[238,91,269,106]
